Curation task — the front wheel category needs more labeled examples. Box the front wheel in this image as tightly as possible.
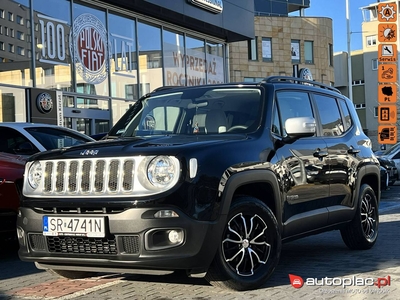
[340,184,379,250]
[205,196,281,291]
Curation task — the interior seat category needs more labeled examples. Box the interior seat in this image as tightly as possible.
[205,109,227,133]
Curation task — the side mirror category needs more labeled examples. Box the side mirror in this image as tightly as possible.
[285,117,316,139]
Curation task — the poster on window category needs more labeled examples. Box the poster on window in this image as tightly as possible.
[291,41,300,60]
[262,39,272,60]
[163,42,224,86]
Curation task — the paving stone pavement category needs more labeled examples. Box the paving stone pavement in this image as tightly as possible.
[1,190,400,300]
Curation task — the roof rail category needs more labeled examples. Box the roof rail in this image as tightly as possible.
[261,76,341,94]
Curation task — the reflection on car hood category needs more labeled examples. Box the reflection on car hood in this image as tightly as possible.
[28,134,248,160]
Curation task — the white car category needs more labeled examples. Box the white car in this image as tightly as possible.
[0,122,95,156]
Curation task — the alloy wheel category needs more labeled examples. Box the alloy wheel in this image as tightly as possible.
[222,212,271,277]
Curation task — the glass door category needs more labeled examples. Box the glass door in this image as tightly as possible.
[62,95,111,136]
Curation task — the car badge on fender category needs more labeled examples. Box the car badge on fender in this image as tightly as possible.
[80,149,99,156]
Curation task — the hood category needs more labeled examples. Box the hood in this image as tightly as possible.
[0,152,27,166]
[377,155,396,168]
[28,134,248,161]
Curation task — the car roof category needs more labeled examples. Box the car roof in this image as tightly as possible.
[0,122,68,129]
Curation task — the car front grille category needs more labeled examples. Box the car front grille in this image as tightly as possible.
[42,158,135,196]
[28,234,140,255]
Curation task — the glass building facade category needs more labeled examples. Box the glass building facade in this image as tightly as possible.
[0,0,252,135]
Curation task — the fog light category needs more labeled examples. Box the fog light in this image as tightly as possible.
[17,227,25,245]
[168,230,183,244]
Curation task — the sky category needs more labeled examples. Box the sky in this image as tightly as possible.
[301,0,375,53]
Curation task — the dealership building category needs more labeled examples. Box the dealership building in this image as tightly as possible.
[0,0,254,135]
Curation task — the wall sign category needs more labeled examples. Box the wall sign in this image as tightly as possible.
[70,13,109,84]
[188,0,223,13]
[26,88,63,125]
[36,92,53,114]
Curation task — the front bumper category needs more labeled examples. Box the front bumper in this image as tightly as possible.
[17,206,225,275]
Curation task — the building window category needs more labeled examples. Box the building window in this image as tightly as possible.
[244,77,265,82]
[352,79,365,85]
[372,58,378,70]
[17,31,24,40]
[8,12,14,22]
[366,35,377,47]
[16,15,23,25]
[248,38,258,61]
[26,19,31,28]
[0,9,4,19]
[0,41,4,51]
[5,27,8,36]
[10,28,14,38]
[8,44,14,53]
[291,40,300,63]
[304,40,314,64]
[17,46,24,56]
[262,37,272,62]
[328,43,334,67]
[355,103,366,109]
[0,25,2,35]
[374,107,378,117]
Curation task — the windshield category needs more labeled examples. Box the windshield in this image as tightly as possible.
[26,127,93,150]
[383,142,400,156]
[115,86,263,137]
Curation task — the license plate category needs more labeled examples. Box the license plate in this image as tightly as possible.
[43,216,105,238]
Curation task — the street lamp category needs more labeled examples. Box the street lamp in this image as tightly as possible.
[346,0,353,101]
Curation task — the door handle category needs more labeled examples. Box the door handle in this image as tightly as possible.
[313,150,328,158]
[348,148,360,155]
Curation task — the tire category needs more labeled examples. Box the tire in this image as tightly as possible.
[47,269,98,279]
[340,184,379,250]
[205,196,281,291]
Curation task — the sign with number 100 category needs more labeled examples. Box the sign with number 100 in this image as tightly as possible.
[38,14,68,64]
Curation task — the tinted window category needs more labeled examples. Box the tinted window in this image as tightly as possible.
[0,127,39,154]
[276,91,313,136]
[26,127,92,149]
[314,94,344,136]
[338,99,353,131]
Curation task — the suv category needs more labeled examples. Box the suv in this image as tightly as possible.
[17,77,380,291]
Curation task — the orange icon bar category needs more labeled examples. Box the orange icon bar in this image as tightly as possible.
[378,44,397,62]
[378,23,397,43]
[378,63,397,83]
[378,105,397,123]
[378,83,398,103]
[378,3,397,22]
[378,125,397,144]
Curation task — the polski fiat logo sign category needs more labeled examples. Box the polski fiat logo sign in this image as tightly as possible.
[36,92,53,114]
[70,13,109,84]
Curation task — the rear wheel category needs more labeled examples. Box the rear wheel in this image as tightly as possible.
[340,184,379,250]
[47,269,98,279]
[205,196,281,291]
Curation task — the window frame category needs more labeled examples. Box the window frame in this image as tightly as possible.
[261,37,272,62]
[291,40,300,63]
[304,40,314,64]
[248,37,258,61]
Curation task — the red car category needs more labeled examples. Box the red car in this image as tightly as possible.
[0,153,26,240]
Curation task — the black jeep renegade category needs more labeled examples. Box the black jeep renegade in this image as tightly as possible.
[18,77,380,291]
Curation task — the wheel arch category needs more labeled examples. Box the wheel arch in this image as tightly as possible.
[219,170,282,232]
[357,165,380,205]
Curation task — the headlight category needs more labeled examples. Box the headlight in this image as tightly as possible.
[147,156,179,188]
[28,161,43,189]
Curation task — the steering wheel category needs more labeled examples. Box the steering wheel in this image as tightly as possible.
[227,125,248,132]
